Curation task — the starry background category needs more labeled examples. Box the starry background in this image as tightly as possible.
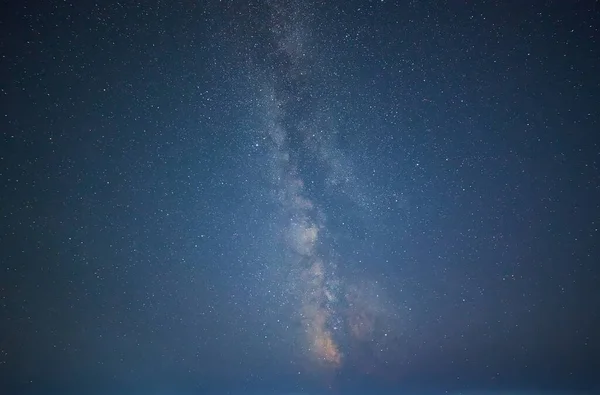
[1,0,599,394]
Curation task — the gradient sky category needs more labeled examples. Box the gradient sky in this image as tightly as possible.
[1,0,599,394]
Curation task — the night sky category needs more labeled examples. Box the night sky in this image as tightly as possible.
[1,0,599,394]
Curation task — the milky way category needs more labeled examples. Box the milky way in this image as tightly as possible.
[254,0,394,371]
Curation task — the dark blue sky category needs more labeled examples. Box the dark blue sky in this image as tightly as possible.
[1,0,599,394]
